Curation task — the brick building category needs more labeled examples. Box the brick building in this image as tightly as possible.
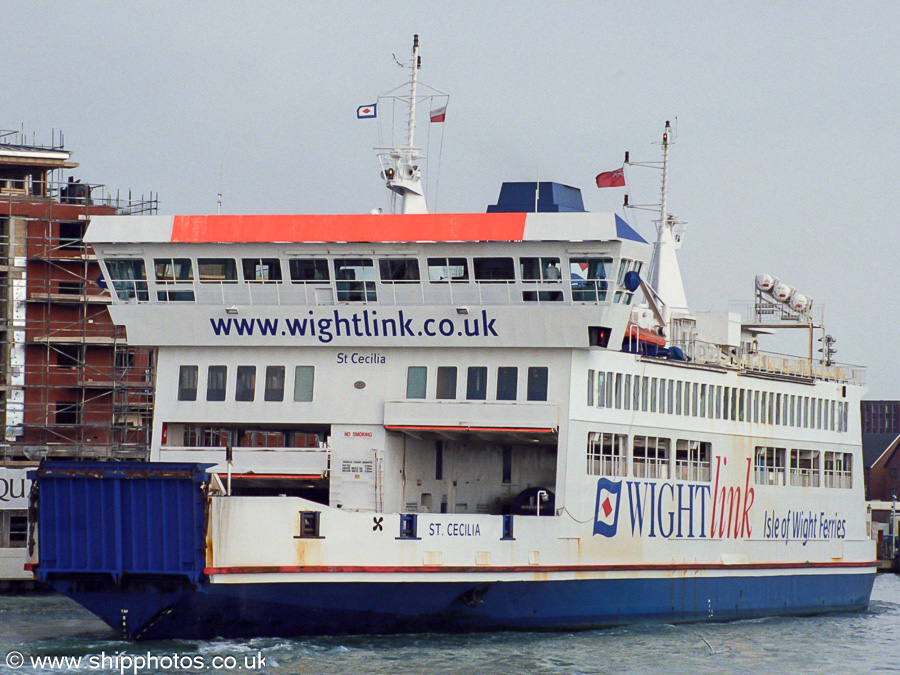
[0,129,156,583]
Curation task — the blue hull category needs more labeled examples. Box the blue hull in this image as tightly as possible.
[48,571,875,640]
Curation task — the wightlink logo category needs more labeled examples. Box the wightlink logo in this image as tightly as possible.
[208,309,499,344]
[593,457,756,540]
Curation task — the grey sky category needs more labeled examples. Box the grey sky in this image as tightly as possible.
[4,1,897,398]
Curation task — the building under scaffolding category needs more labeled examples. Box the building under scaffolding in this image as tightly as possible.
[0,129,156,584]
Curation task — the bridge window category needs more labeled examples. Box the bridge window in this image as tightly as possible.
[407,366,427,399]
[198,258,237,283]
[587,432,626,476]
[569,257,611,302]
[207,366,227,401]
[154,258,195,301]
[427,257,468,283]
[379,258,420,282]
[334,259,376,302]
[520,257,562,281]
[178,365,198,401]
[242,258,282,283]
[473,257,515,282]
[105,259,149,301]
[614,259,643,304]
[289,259,329,283]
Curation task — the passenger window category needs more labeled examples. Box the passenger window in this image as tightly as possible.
[497,367,518,401]
[289,259,330,283]
[178,365,198,401]
[198,258,238,283]
[473,257,515,282]
[379,259,420,282]
[264,366,285,402]
[242,258,282,283]
[520,257,562,281]
[334,259,377,302]
[207,366,227,401]
[466,367,488,400]
[436,367,457,399]
[294,366,315,402]
[407,366,427,399]
[527,367,549,401]
[235,366,256,402]
[427,257,469,283]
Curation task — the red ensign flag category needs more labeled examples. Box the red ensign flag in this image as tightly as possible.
[595,168,626,188]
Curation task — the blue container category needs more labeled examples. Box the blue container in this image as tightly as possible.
[30,461,212,583]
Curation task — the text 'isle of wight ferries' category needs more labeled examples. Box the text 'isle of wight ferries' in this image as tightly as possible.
[208,309,499,343]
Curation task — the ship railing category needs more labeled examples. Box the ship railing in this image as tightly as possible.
[674,460,711,482]
[671,338,866,386]
[633,458,668,479]
[587,457,625,477]
[789,468,820,487]
[823,470,852,489]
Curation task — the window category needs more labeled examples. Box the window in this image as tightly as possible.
[520,257,562,281]
[206,366,228,401]
[58,220,86,251]
[198,258,238,283]
[790,449,820,487]
[624,375,631,411]
[633,436,670,479]
[587,432,626,476]
[289,259,329,283]
[399,513,418,538]
[154,258,194,301]
[1,511,27,549]
[587,370,595,407]
[527,367,548,401]
[294,366,315,402]
[55,401,81,425]
[462,366,487,401]
[614,259,643,304]
[407,366,427,399]
[597,372,606,408]
[569,257,612,302]
[56,345,83,369]
[298,511,321,538]
[178,365,198,401]
[236,366,256,401]
[426,257,469,283]
[651,377,658,412]
[824,452,852,488]
[334,259,376,302]
[675,440,711,481]
[473,257,515,282]
[105,259,149,301]
[207,366,227,401]
[497,367,517,401]
[379,258,420,282]
[436,367,457,399]
[264,366,285,402]
[241,258,282,283]
[754,447,786,485]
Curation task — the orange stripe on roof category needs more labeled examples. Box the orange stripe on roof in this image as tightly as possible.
[171,213,527,243]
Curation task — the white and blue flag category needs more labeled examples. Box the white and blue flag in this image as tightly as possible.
[356,103,377,119]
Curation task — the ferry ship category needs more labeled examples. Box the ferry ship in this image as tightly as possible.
[27,38,875,639]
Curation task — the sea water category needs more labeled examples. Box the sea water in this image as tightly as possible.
[1,574,897,675]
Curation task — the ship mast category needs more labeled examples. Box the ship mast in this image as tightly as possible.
[381,35,427,214]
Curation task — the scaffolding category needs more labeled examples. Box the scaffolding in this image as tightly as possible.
[0,132,157,464]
